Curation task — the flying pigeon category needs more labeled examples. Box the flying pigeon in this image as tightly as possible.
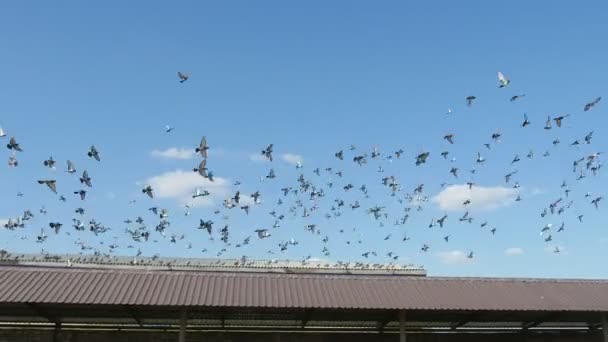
[261,144,273,161]
[142,185,154,199]
[74,190,87,200]
[66,160,76,174]
[177,71,189,83]
[584,97,601,111]
[43,157,56,169]
[80,170,92,187]
[510,94,525,102]
[466,96,476,107]
[544,116,552,130]
[87,145,100,161]
[553,115,569,127]
[37,180,57,194]
[497,72,510,88]
[7,137,22,152]
[521,113,530,127]
[193,159,207,177]
[195,136,209,158]
[415,152,430,166]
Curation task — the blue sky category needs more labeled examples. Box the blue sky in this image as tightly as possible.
[0,1,607,278]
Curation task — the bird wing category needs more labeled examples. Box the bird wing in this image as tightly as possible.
[498,71,506,83]
[48,181,57,193]
[198,160,207,177]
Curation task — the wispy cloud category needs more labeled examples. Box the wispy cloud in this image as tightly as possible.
[432,184,519,212]
[280,153,303,166]
[504,247,524,256]
[143,169,230,207]
[436,250,472,265]
[249,153,267,163]
[151,147,195,160]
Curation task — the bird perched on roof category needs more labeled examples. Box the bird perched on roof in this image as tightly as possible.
[87,145,100,161]
[177,71,189,83]
[497,72,510,88]
[7,137,22,152]
[261,144,273,161]
[37,180,57,194]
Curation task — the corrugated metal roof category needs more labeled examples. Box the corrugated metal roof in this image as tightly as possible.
[1,265,607,312]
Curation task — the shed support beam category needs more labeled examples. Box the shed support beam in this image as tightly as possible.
[522,313,560,330]
[301,309,313,329]
[450,313,478,330]
[399,310,406,342]
[377,311,395,333]
[602,313,608,342]
[123,305,143,327]
[178,309,187,342]
[52,322,61,342]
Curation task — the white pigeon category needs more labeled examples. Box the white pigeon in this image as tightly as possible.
[497,71,510,87]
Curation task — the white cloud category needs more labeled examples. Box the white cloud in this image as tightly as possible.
[143,169,230,207]
[504,247,524,256]
[437,250,472,265]
[280,153,303,166]
[249,153,267,163]
[432,184,519,212]
[151,147,195,160]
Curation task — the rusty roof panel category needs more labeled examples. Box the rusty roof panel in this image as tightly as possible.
[0,266,608,311]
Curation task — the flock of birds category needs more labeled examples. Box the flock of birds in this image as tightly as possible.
[0,71,605,268]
